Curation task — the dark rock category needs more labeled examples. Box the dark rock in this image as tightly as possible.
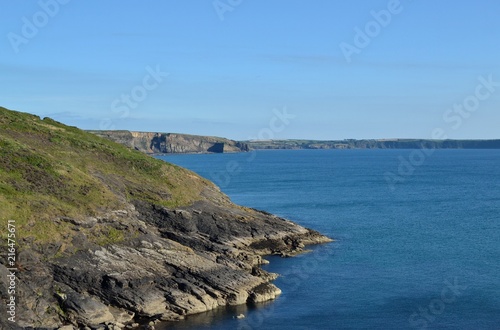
[1,200,331,329]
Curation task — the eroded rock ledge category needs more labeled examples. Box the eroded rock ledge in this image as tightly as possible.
[1,199,331,329]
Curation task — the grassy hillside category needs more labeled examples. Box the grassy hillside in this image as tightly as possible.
[0,107,213,245]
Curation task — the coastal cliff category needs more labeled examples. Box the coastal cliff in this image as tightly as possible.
[88,131,500,155]
[0,107,330,330]
[246,138,500,150]
[88,131,249,154]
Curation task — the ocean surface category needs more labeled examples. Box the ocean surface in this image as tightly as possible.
[155,150,500,330]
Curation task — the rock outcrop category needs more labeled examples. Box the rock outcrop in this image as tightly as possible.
[88,131,249,154]
[1,198,330,329]
[0,107,331,329]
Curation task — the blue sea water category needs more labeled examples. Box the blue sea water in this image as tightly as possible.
[155,150,500,330]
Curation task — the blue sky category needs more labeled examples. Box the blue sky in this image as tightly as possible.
[1,0,499,140]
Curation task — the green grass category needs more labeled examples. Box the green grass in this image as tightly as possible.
[0,107,213,247]
[94,227,126,246]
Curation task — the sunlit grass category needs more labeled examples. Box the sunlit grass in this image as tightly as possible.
[0,106,211,247]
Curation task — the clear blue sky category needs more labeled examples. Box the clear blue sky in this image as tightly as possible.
[1,0,499,140]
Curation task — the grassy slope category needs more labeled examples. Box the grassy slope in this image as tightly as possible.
[0,107,213,245]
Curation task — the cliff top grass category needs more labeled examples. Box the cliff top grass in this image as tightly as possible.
[0,107,212,244]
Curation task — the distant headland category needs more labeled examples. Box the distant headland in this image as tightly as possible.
[244,138,500,150]
[88,131,500,154]
[88,130,250,154]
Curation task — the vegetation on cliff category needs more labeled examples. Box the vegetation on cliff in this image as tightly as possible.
[0,107,212,246]
[0,107,330,329]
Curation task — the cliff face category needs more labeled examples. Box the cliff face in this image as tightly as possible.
[0,107,330,330]
[89,133,500,154]
[89,131,249,154]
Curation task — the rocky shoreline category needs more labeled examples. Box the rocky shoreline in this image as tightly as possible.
[0,108,331,330]
[1,195,330,330]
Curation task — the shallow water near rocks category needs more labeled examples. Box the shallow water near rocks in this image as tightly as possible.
[156,149,500,329]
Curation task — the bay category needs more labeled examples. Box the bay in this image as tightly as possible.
[156,149,500,329]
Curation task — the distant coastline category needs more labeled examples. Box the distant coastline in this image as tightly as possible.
[245,138,500,150]
[88,131,500,154]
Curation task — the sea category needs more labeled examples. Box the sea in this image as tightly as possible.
[155,149,500,330]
